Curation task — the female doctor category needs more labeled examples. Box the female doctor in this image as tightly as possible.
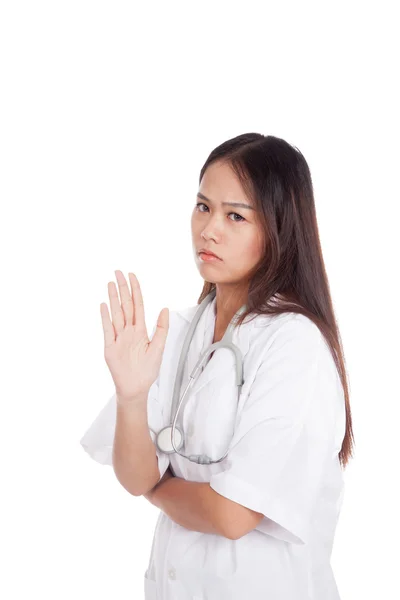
[80,133,354,600]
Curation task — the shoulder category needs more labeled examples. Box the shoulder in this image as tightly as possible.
[248,311,337,382]
[252,311,324,351]
[254,313,339,392]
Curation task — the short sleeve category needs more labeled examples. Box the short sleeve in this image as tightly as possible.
[79,324,171,483]
[209,316,336,545]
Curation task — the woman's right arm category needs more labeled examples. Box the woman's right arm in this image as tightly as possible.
[112,393,161,496]
[99,269,170,496]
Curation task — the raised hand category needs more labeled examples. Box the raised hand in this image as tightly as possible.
[100,270,169,402]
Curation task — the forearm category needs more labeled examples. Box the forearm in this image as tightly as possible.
[112,393,159,497]
[148,476,228,537]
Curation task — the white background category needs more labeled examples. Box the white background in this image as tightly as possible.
[1,1,398,598]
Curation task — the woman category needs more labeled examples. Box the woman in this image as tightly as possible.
[80,133,354,599]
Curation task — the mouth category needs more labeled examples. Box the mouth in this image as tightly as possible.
[198,249,221,260]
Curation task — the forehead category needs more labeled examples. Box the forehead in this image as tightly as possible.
[200,161,254,207]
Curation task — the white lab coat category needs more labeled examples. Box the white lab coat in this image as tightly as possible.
[80,295,346,600]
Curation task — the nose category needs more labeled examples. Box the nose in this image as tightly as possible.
[200,213,225,240]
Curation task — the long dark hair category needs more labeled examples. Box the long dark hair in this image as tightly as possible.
[197,133,354,469]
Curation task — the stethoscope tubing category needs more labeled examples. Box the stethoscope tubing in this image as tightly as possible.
[155,289,246,465]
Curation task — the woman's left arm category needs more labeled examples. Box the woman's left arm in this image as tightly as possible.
[142,467,228,536]
[143,466,175,504]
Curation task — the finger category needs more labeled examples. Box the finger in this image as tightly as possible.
[115,270,133,326]
[108,281,124,335]
[100,302,115,348]
[128,273,146,331]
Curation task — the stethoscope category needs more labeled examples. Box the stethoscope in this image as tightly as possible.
[155,288,247,465]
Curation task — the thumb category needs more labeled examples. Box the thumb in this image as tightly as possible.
[159,307,169,329]
[152,307,169,350]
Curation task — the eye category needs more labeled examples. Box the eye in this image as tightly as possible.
[195,202,245,222]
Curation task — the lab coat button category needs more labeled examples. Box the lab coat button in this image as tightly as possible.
[168,568,176,580]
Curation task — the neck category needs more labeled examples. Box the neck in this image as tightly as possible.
[212,284,248,338]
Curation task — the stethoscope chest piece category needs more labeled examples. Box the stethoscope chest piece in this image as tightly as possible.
[156,424,184,454]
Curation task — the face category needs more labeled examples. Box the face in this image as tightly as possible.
[191,161,264,288]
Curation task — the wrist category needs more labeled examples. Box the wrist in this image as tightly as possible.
[116,390,149,406]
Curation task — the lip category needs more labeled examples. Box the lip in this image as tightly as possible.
[198,249,221,260]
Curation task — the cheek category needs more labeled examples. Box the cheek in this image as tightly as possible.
[191,212,201,233]
[238,229,264,260]
[250,236,264,259]
[228,239,262,275]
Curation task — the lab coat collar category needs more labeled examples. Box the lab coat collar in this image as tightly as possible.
[174,300,257,396]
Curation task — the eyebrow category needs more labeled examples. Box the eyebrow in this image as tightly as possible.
[196,192,255,211]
